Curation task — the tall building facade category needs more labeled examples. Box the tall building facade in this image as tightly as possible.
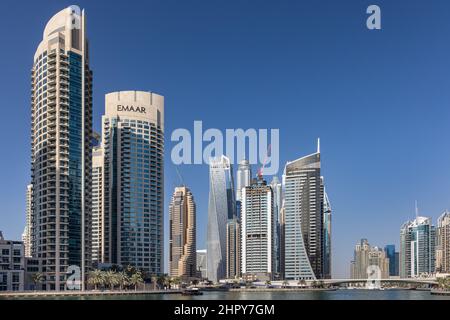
[436,210,450,273]
[241,177,275,281]
[384,244,398,276]
[207,155,235,283]
[22,184,33,258]
[30,6,93,290]
[400,216,436,278]
[350,239,389,279]
[102,91,164,274]
[226,218,241,279]
[323,187,332,279]
[270,177,282,278]
[196,249,207,279]
[236,160,251,216]
[169,186,197,279]
[91,146,103,266]
[283,142,324,280]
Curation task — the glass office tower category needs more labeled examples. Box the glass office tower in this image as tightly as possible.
[30,6,93,290]
[323,187,332,279]
[207,155,235,283]
[283,142,324,280]
[102,91,164,274]
[400,216,436,278]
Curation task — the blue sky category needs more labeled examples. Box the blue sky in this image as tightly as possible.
[1,0,450,278]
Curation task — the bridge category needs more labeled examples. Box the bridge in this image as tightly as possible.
[268,278,438,287]
[322,278,438,286]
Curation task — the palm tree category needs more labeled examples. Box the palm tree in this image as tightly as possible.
[32,272,44,291]
[88,270,104,290]
[105,270,119,290]
[298,279,307,288]
[265,280,272,287]
[172,277,181,289]
[157,274,166,289]
[117,271,130,291]
[282,280,289,288]
[130,271,144,291]
[151,274,158,290]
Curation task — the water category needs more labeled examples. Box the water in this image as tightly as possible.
[16,290,450,300]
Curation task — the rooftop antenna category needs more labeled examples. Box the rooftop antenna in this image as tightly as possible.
[415,200,419,218]
[175,166,184,187]
[317,137,320,153]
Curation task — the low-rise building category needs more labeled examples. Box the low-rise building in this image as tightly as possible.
[0,232,25,291]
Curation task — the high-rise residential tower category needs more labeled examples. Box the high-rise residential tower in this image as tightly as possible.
[102,91,164,274]
[236,160,251,204]
[400,216,436,278]
[22,184,33,258]
[323,186,332,279]
[436,210,450,274]
[270,177,282,278]
[196,249,207,279]
[91,146,103,266]
[226,218,241,279]
[241,177,275,281]
[207,155,235,283]
[30,6,93,290]
[350,239,389,279]
[169,186,197,280]
[282,141,324,280]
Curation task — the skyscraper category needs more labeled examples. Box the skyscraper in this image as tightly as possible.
[283,141,324,280]
[400,216,436,278]
[350,239,389,279]
[196,249,207,279]
[207,155,235,283]
[91,146,104,266]
[384,244,397,277]
[102,91,164,274]
[236,160,251,208]
[22,184,33,258]
[241,176,275,281]
[30,6,93,291]
[226,218,241,279]
[436,210,450,274]
[169,186,197,280]
[323,187,332,279]
[270,177,282,278]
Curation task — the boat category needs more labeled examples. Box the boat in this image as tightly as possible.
[181,288,203,296]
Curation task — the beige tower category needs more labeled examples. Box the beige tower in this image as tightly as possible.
[102,91,164,274]
[31,6,92,291]
[91,146,104,265]
[169,187,197,280]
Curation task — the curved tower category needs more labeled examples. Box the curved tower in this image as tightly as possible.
[282,142,323,280]
[207,155,235,282]
[30,6,92,291]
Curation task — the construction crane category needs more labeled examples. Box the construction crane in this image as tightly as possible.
[257,144,271,179]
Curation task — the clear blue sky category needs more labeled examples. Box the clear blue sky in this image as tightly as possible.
[1,0,450,278]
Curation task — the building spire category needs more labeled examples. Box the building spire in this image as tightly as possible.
[415,200,419,218]
[317,137,320,153]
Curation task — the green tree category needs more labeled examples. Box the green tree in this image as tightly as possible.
[32,272,44,291]
[88,270,104,290]
[105,270,119,290]
[130,271,144,291]
[117,271,130,291]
